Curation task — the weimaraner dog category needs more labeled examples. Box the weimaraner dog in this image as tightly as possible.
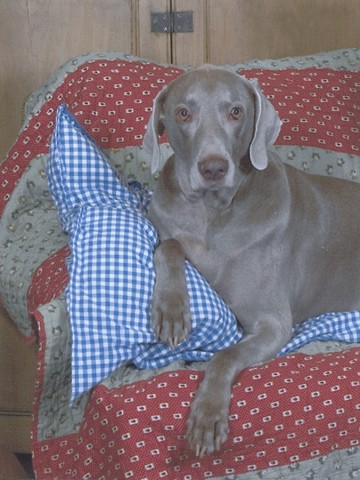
[143,65,360,457]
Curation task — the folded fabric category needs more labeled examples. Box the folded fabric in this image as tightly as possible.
[280,310,360,355]
[48,104,242,401]
[49,104,360,402]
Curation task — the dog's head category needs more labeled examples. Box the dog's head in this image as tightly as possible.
[143,65,281,205]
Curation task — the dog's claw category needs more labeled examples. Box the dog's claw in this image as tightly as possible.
[186,386,230,457]
[200,446,207,458]
[195,444,207,458]
[170,331,190,349]
[152,295,191,348]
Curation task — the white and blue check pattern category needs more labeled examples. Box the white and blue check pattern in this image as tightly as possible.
[280,310,360,355]
[49,105,360,401]
[49,105,242,401]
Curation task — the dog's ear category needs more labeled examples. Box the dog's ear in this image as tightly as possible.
[248,79,282,170]
[143,86,168,174]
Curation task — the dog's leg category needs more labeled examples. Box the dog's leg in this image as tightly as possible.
[152,239,191,348]
[186,316,291,456]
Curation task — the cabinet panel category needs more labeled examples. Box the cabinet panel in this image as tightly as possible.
[137,0,171,63]
[0,307,37,413]
[172,0,206,66]
[27,0,133,76]
[207,0,360,64]
[0,0,134,160]
[0,307,37,453]
[0,415,32,453]
[0,0,30,161]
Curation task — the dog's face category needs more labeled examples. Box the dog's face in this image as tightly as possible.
[144,66,281,207]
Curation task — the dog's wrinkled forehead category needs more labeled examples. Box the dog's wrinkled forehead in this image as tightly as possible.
[165,67,253,107]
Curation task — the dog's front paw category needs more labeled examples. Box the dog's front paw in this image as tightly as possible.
[151,291,191,348]
[186,388,230,457]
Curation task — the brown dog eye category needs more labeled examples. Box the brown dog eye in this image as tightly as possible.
[230,107,243,120]
[177,108,192,122]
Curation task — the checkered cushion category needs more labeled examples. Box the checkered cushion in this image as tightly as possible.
[48,104,242,401]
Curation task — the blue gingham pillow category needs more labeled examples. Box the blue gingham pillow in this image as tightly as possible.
[48,105,242,401]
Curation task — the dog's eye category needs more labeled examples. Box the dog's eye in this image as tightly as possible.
[177,108,192,122]
[229,107,243,120]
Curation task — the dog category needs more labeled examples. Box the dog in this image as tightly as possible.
[143,65,360,457]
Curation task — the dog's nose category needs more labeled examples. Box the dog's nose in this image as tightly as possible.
[198,156,229,181]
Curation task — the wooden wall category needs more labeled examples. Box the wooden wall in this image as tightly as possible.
[0,0,359,160]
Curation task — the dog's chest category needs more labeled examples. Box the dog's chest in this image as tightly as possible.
[173,207,233,278]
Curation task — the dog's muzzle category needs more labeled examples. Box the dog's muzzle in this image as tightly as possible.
[198,156,229,182]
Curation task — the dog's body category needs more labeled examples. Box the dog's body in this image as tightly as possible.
[143,65,360,457]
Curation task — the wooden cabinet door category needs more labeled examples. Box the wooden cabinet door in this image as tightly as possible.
[137,0,172,63]
[0,307,37,452]
[136,0,206,65]
[170,0,360,65]
[0,0,135,160]
[171,0,206,66]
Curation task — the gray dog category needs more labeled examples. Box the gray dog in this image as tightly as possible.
[143,65,360,457]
